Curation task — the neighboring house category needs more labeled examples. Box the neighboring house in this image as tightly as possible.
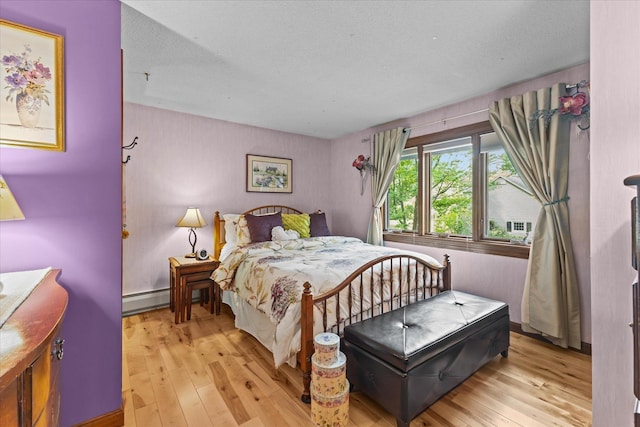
[487,176,539,239]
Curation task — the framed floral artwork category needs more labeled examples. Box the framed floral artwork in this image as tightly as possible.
[246,154,292,193]
[0,19,64,151]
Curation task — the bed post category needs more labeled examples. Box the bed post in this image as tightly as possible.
[443,254,451,291]
[213,211,222,260]
[300,282,313,403]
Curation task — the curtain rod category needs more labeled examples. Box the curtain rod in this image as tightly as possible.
[566,80,589,90]
[407,108,489,131]
[407,80,589,132]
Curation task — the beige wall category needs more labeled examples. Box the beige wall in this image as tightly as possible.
[330,63,592,342]
[590,2,640,426]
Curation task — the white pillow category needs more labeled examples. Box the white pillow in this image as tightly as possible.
[222,214,240,245]
[271,226,300,241]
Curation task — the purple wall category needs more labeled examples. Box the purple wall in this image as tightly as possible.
[0,1,122,425]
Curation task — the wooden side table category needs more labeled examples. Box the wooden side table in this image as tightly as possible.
[168,256,220,324]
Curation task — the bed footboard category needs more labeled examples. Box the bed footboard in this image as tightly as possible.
[298,253,450,403]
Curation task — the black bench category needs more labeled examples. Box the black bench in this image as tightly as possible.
[343,290,510,427]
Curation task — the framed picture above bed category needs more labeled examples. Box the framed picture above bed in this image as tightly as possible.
[246,154,292,193]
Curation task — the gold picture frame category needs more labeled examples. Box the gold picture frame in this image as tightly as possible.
[246,154,292,193]
[0,19,65,151]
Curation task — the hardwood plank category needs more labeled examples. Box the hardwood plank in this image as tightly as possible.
[129,371,155,410]
[453,380,549,427]
[122,307,592,427]
[270,388,314,424]
[125,343,148,378]
[122,339,131,391]
[209,360,252,425]
[347,392,393,426]
[167,366,213,426]
[243,360,281,397]
[197,383,239,427]
[145,351,188,427]
[216,355,293,426]
[239,418,267,427]
[433,397,503,427]
[122,390,137,427]
[134,403,162,427]
[463,371,577,426]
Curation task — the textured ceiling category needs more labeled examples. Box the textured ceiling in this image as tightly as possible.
[121,0,589,139]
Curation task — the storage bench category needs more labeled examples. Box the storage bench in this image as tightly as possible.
[343,290,509,427]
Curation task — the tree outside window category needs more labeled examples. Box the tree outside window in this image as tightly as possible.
[385,122,538,257]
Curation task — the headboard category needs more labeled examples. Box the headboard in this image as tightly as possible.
[213,205,304,260]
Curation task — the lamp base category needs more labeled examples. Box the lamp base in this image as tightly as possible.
[185,253,196,258]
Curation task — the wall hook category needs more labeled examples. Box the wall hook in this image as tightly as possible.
[122,136,139,164]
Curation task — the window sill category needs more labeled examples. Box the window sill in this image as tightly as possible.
[383,232,530,259]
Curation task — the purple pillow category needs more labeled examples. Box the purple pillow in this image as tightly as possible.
[309,212,331,237]
[244,212,283,243]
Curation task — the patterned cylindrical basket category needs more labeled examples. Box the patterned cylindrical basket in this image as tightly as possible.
[311,351,347,396]
[313,332,340,366]
[310,380,350,427]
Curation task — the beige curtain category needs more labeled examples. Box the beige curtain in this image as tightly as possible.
[367,127,410,245]
[488,83,581,349]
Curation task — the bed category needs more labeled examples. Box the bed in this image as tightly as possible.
[211,205,451,403]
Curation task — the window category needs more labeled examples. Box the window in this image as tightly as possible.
[428,138,473,236]
[386,148,418,232]
[384,122,537,258]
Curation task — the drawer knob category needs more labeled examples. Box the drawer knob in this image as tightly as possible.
[52,337,65,360]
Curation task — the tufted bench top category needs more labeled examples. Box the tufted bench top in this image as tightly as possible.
[343,290,509,372]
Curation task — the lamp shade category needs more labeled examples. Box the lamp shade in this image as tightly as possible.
[176,207,206,228]
[0,175,25,221]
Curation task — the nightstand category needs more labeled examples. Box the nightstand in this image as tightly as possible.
[168,256,220,324]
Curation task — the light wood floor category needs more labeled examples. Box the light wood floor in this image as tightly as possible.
[122,304,592,427]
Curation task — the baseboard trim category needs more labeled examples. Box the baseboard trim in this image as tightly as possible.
[510,321,592,356]
[122,288,170,317]
[72,407,124,427]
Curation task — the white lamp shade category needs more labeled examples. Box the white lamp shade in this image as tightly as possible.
[0,175,25,221]
[176,207,206,228]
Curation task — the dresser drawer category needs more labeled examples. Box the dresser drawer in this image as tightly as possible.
[30,350,52,426]
[0,377,19,426]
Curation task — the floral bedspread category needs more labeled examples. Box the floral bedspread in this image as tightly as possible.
[211,236,441,367]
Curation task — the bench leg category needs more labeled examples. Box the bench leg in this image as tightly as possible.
[396,419,410,427]
[501,349,509,357]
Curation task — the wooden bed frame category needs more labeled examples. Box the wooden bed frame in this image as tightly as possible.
[213,205,451,403]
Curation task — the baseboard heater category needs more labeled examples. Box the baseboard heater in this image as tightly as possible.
[122,288,171,317]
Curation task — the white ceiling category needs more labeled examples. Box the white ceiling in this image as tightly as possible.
[120,0,589,140]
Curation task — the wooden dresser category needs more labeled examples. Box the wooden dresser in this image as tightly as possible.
[0,270,68,427]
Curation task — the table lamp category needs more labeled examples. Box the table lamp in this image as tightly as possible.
[176,207,206,258]
[0,175,25,221]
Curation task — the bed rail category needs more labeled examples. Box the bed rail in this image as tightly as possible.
[298,253,451,402]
